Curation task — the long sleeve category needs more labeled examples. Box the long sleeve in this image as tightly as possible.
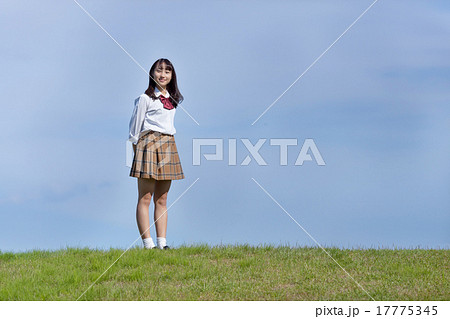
[128,95,148,145]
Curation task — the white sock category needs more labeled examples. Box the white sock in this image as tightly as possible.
[143,237,156,249]
[157,237,167,249]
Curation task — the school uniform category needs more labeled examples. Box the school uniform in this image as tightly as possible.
[128,87,185,180]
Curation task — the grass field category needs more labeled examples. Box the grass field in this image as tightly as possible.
[0,245,448,301]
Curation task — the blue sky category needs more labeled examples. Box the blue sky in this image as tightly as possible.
[0,0,449,252]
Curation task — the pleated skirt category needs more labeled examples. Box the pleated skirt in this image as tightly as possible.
[130,130,185,180]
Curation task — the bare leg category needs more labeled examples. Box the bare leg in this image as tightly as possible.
[136,177,156,239]
[153,180,172,238]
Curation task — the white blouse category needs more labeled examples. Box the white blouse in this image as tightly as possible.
[128,87,177,144]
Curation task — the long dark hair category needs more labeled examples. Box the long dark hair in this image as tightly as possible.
[144,58,184,108]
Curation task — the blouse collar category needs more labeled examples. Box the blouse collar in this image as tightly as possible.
[155,86,170,98]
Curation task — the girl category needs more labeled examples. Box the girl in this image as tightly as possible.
[128,58,185,250]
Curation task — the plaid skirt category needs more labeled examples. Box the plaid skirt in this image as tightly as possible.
[130,130,185,180]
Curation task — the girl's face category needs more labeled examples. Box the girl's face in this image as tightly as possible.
[153,62,172,90]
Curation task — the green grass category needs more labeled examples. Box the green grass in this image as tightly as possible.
[0,245,448,300]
